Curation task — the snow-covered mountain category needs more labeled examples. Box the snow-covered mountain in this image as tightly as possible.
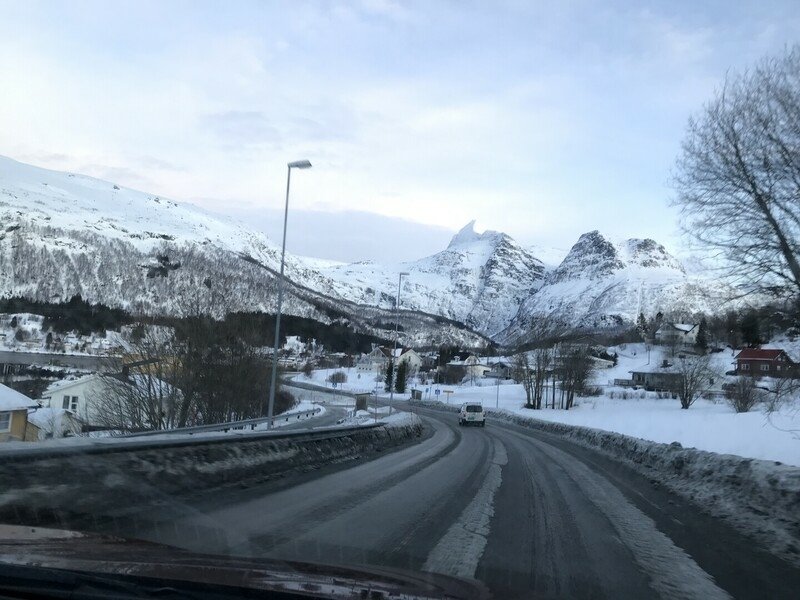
[0,155,738,348]
[498,231,729,344]
[0,155,489,347]
[317,221,545,337]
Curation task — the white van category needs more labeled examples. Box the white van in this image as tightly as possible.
[459,402,486,427]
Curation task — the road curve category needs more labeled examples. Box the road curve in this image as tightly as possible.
[111,407,800,599]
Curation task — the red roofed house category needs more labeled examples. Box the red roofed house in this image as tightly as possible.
[734,348,795,377]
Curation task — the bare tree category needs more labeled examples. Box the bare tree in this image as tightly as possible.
[725,376,763,413]
[765,376,800,414]
[531,347,552,410]
[512,352,534,408]
[673,46,800,301]
[558,346,594,410]
[92,325,185,431]
[675,354,716,409]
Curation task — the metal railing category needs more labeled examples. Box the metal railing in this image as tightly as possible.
[123,408,323,438]
[0,420,382,461]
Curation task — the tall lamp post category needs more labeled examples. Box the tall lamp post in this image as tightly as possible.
[388,271,409,414]
[267,159,312,428]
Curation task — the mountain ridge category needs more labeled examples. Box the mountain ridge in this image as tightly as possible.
[0,155,730,346]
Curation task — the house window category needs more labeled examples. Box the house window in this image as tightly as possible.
[761,364,769,372]
[0,412,10,432]
[741,363,749,371]
[776,365,781,372]
[62,395,70,409]
[62,395,79,410]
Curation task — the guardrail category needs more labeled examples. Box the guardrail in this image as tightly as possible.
[123,408,322,438]
[0,421,382,461]
[283,378,361,398]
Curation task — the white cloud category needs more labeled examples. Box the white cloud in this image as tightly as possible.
[1,1,799,260]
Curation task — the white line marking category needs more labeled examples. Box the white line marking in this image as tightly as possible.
[422,438,508,579]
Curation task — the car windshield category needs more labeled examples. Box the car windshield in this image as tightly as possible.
[2,3,800,600]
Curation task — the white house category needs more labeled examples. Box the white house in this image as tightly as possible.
[356,346,422,377]
[447,354,491,382]
[40,375,105,425]
[356,347,392,377]
[655,323,699,347]
[40,373,180,427]
[394,348,422,374]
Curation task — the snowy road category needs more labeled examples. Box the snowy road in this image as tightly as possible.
[99,407,799,599]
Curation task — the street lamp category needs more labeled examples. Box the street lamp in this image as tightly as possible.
[266,159,312,428]
[388,271,410,413]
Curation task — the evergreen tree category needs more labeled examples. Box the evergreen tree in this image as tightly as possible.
[636,313,648,339]
[695,317,709,353]
[9,316,17,328]
[302,361,313,378]
[725,310,740,347]
[395,360,408,393]
[384,359,394,392]
[740,312,762,347]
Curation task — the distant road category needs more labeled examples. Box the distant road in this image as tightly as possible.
[0,350,108,371]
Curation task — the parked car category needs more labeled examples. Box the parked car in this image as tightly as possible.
[459,402,485,427]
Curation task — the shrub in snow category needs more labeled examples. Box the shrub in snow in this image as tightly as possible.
[726,377,762,413]
[327,370,347,385]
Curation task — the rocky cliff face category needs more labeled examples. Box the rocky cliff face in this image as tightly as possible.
[318,221,545,337]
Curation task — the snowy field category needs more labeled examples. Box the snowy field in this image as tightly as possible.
[448,386,799,466]
[293,368,394,396]
[302,344,800,466]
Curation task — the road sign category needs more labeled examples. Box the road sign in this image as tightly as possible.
[434,389,441,396]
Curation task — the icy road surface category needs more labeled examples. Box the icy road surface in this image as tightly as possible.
[69,406,800,599]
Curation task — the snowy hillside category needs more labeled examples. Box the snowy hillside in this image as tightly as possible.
[0,156,743,347]
[499,231,731,343]
[0,156,487,347]
[318,221,545,336]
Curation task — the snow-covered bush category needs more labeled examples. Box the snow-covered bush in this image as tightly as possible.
[327,370,347,385]
[725,377,762,413]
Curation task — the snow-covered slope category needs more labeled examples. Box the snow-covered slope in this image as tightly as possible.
[0,156,742,347]
[499,231,729,343]
[318,221,545,336]
[0,155,489,347]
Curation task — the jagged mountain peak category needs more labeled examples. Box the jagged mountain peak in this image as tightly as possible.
[447,220,505,249]
[548,230,623,283]
[548,231,686,284]
[619,238,685,272]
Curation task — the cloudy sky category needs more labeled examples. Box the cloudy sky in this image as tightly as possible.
[1,1,798,262]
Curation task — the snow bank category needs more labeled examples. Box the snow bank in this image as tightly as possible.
[413,400,800,567]
[0,417,423,529]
